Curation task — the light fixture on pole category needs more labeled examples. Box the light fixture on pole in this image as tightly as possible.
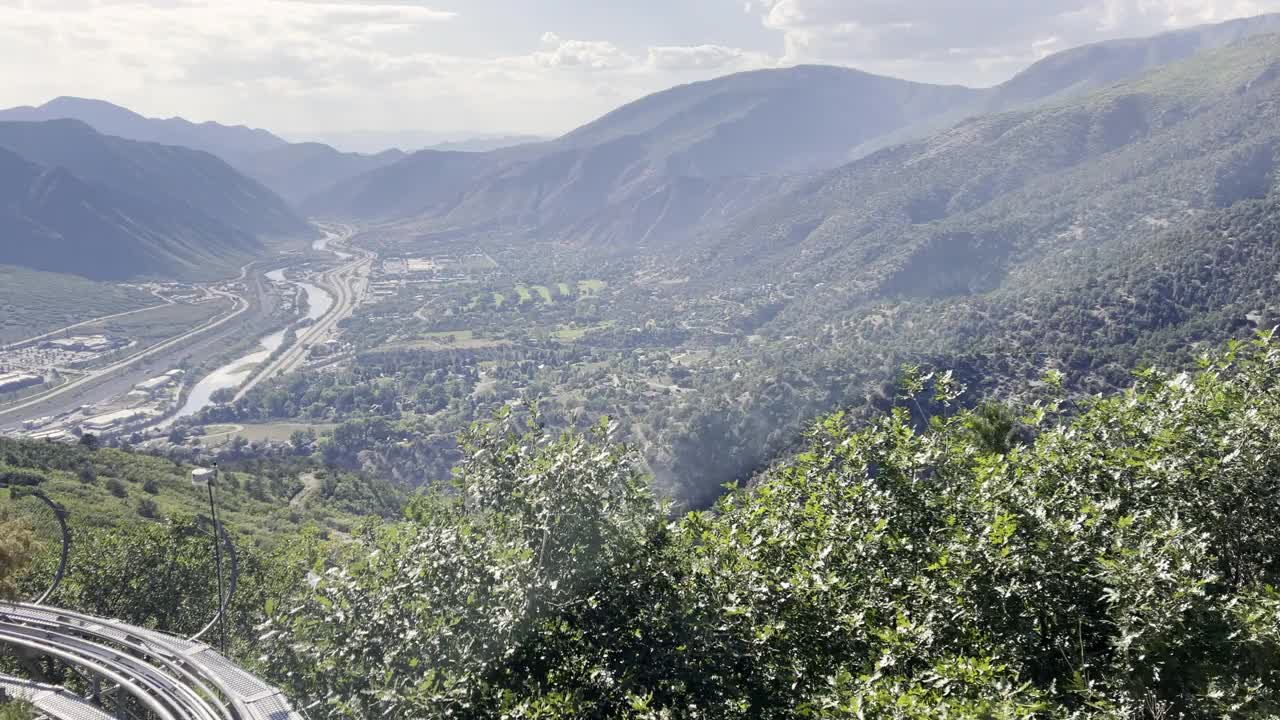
[191,464,227,653]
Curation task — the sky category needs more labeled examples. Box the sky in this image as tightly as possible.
[3,0,1280,144]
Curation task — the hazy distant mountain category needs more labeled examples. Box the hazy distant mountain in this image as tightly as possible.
[314,130,543,155]
[0,119,306,239]
[234,143,408,207]
[0,97,286,159]
[313,12,1280,253]
[423,136,547,153]
[306,65,980,231]
[0,145,259,281]
[989,12,1280,110]
[0,97,419,208]
[699,32,1280,304]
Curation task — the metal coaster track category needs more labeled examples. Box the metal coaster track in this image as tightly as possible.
[0,483,306,720]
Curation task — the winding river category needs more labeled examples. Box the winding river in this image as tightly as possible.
[172,269,333,420]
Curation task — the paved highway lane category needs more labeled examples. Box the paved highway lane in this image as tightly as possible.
[0,266,282,432]
[235,228,370,401]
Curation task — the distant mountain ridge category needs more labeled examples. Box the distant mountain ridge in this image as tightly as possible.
[309,12,1280,249]
[0,120,309,280]
[232,143,409,207]
[0,119,305,239]
[0,96,287,159]
[0,98,407,207]
[0,145,259,281]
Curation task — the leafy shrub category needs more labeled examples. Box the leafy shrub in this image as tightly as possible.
[105,478,127,498]
[262,333,1280,719]
[0,517,35,600]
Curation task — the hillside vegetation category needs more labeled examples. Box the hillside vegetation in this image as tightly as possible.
[254,334,1280,719]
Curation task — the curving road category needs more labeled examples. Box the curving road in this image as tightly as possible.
[0,602,304,720]
[234,229,370,401]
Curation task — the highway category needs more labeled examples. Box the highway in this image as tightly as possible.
[0,602,304,720]
[0,263,284,431]
[235,227,370,401]
[0,291,248,419]
[0,223,368,432]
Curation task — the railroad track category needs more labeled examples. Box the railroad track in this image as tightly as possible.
[0,603,304,720]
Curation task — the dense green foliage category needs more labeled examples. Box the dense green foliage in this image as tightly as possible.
[0,699,33,720]
[0,516,34,600]
[0,437,399,545]
[258,334,1280,718]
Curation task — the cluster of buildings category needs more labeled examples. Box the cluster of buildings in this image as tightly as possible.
[11,369,185,441]
[0,372,43,394]
[42,335,125,353]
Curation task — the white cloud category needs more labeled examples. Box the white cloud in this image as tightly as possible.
[529,36,637,70]
[747,0,1280,84]
[3,0,1277,137]
[647,44,769,71]
[0,2,769,136]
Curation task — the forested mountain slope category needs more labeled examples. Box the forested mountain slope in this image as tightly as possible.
[309,14,1280,251]
[702,33,1280,300]
[988,11,1280,110]
[303,65,980,233]
[0,119,306,239]
[0,146,260,280]
[634,35,1280,504]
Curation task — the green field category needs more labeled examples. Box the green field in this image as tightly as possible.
[577,280,607,296]
[197,422,339,447]
[551,322,614,341]
[469,280,608,310]
[0,266,158,344]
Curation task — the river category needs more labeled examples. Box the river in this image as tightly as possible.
[313,231,352,260]
[172,269,333,420]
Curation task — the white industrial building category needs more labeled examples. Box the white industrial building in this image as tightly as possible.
[80,408,159,434]
[0,372,42,394]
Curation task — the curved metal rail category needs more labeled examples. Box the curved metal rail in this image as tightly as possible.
[0,602,303,720]
[1,485,71,605]
[1,672,113,720]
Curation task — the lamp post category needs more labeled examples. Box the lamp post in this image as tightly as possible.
[191,465,227,653]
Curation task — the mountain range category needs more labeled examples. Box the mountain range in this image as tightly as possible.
[299,12,1280,251]
[2,14,1279,288]
[0,143,260,280]
[0,119,307,280]
[0,100,540,209]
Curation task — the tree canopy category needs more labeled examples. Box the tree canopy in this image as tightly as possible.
[258,332,1280,719]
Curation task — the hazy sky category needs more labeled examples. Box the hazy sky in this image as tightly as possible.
[3,0,1279,141]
